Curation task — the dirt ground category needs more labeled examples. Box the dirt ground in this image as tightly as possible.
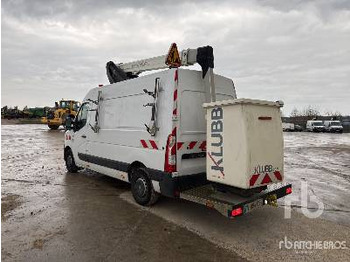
[1,119,43,125]
[1,194,21,221]
[1,124,350,261]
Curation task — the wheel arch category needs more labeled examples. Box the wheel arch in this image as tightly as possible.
[127,161,146,182]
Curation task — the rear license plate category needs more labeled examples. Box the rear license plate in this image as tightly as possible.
[243,198,263,214]
[266,193,278,206]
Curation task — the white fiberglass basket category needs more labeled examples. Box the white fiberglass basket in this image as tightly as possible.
[203,98,284,189]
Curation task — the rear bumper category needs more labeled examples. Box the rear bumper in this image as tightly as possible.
[145,169,207,198]
[229,183,292,217]
[146,168,292,218]
[180,183,292,218]
[329,128,343,133]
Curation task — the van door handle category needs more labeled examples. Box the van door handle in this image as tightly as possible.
[81,135,87,138]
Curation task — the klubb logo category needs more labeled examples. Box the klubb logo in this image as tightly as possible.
[210,107,224,175]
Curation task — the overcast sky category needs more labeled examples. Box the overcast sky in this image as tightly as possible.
[2,0,350,115]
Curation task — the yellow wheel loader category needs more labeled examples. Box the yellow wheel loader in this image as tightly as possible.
[46,100,80,130]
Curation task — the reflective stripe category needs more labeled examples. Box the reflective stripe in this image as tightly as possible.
[261,173,272,184]
[140,139,148,148]
[140,140,159,150]
[149,140,158,150]
[249,171,282,187]
[188,141,197,149]
[177,142,184,150]
[249,174,259,186]
[173,89,178,101]
[176,141,206,151]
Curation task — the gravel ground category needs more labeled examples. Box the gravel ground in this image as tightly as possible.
[1,124,350,261]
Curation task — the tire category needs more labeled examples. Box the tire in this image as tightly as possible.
[48,125,59,130]
[65,149,78,173]
[61,113,68,126]
[130,168,159,206]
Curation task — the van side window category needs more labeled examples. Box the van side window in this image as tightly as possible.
[75,103,89,131]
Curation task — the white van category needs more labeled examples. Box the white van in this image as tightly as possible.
[64,44,291,217]
[306,120,325,132]
[65,69,236,204]
[324,120,343,133]
[282,122,295,132]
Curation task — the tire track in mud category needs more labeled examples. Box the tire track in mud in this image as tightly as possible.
[286,147,350,182]
[279,204,350,214]
[287,160,350,182]
[1,178,125,196]
[2,148,61,162]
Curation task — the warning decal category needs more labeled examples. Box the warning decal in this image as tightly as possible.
[165,43,181,67]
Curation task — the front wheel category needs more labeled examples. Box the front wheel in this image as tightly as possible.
[65,149,78,173]
[131,168,159,206]
[48,125,59,130]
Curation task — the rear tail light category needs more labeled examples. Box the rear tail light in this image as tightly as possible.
[164,128,177,173]
[231,207,243,217]
[286,187,292,194]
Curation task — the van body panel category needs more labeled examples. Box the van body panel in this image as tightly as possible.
[176,69,236,176]
[81,69,175,174]
[66,68,237,194]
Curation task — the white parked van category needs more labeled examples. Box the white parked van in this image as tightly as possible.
[64,44,291,218]
[324,120,343,133]
[65,69,235,202]
[282,123,295,132]
[306,120,325,132]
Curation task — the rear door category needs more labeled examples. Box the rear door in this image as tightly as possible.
[177,70,236,176]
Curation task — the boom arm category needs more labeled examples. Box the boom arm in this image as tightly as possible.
[106,44,216,102]
[117,48,198,75]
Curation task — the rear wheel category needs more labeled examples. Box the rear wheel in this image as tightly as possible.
[48,125,59,130]
[130,168,159,206]
[65,149,78,173]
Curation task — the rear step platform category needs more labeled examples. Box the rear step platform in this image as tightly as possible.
[180,183,292,218]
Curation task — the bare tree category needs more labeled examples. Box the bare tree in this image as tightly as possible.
[301,105,320,117]
[334,111,342,117]
[290,107,299,117]
[324,109,332,116]
[324,109,342,117]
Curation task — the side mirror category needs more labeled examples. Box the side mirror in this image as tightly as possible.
[65,114,75,130]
